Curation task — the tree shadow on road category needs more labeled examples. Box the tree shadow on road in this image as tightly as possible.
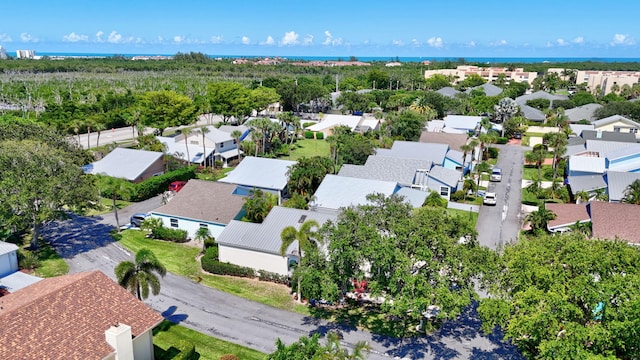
[161,305,189,324]
[42,214,117,259]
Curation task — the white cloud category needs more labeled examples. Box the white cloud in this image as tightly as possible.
[467,41,476,47]
[322,30,343,46]
[572,36,584,44]
[210,35,223,44]
[95,31,104,42]
[427,37,443,48]
[302,34,313,45]
[20,33,38,43]
[490,39,508,47]
[173,35,184,44]
[157,36,164,42]
[261,36,275,45]
[280,31,299,45]
[63,32,88,42]
[556,38,568,46]
[107,31,123,43]
[411,39,420,46]
[611,33,634,46]
[241,36,250,45]
[392,39,404,46]
[0,33,13,42]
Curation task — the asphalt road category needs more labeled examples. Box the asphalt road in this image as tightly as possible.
[42,199,522,359]
[476,144,527,250]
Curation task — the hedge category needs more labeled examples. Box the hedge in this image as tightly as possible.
[201,259,256,278]
[315,132,324,140]
[175,342,198,360]
[203,245,218,261]
[304,131,314,139]
[258,270,290,285]
[132,165,197,201]
[151,226,189,243]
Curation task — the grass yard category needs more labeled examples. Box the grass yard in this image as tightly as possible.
[85,197,132,217]
[153,321,265,360]
[446,207,479,227]
[523,165,553,181]
[281,139,330,161]
[115,230,307,314]
[196,167,233,181]
[33,242,69,277]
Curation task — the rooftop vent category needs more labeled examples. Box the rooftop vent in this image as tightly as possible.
[298,215,307,223]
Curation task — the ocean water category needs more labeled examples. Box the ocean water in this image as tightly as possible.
[37,52,640,64]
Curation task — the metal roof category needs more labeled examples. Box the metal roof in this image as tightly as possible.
[204,126,234,144]
[307,114,362,132]
[394,188,429,207]
[158,136,213,163]
[568,124,594,136]
[311,175,400,211]
[443,115,482,132]
[427,165,463,188]
[606,171,640,202]
[216,206,336,255]
[567,174,607,193]
[586,140,637,157]
[581,130,636,143]
[218,156,296,191]
[88,147,163,181]
[375,141,449,165]
[568,156,606,174]
[0,241,18,256]
[337,156,431,186]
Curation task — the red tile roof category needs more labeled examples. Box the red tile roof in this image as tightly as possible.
[0,271,163,360]
[590,201,640,244]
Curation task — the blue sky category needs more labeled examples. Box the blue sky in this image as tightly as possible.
[1,0,639,58]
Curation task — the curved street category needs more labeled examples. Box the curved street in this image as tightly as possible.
[43,198,522,359]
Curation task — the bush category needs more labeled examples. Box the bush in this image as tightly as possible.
[315,132,324,140]
[18,249,40,270]
[258,270,290,285]
[203,237,217,250]
[175,342,198,360]
[450,190,466,202]
[304,131,314,139]
[496,137,509,145]
[201,259,255,278]
[203,245,219,261]
[487,147,499,159]
[151,226,189,243]
[131,166,197,202]
[302,122,314,128]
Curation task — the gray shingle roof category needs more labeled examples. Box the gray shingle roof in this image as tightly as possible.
[519,104,546,122]
[311,175,400,211]
[443,115,482,132]
[565,103,602,123]
[567,174,607,194]
[337,156,431,186]
[218,156,296,191]
[427,165,462,188]
[515,91,569,105]
[216,206,337,255]
[569,124,594,136]
[394,188,428,207]
[435,87,461,98]
[467,83,504,97]
[419,132,469,151]
[88,147,163,181]
[606,171,640,202]
[375,141,449,165]
[581,130,637,143]
[151,180,245,224]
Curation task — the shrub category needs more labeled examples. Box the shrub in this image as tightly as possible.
[487,147,499,159]
[203,237,217,250]
[258,270,290,285]
[203,245,219,261]
[175,342,198,360]
[304,131,315,139]
[302,122,314,128]
[18,250,40,270]
[151,226,189,243]
[450,190,466,202]
[496,137,509,145]
[315,132,324,140]
[201,259,255,278]
[132,166,197,201]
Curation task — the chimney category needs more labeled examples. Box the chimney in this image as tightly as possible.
[105,323,135,360]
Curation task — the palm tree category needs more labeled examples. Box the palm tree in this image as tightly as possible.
[575,190,591,204]
[195,227,213,252]
[197,126,210,168]
[94,121,107,148]
[474,162,491,196]
[525,206,556,234]
[543,132,568,184]
[230,129,243,161]
[280,219,322,303]
[182,127,193,164]
[115,248,167,300]
[622,179,640,205]
[525,144,548,181]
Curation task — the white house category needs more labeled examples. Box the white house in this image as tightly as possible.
[217,207,337,276]
[150,180,245,239]
[86,147,165,183]
[0,241,19,277]
[218,156,296,203]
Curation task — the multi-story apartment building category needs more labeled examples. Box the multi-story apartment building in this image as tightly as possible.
[575,70,640,96]
[424,65,538,86]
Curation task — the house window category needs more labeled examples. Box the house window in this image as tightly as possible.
[631,128,639,134]
[440,186,449,197]
[170,218,178,228]
[199,223,208,229]
[220,142,224,148]
[190,140,199,145]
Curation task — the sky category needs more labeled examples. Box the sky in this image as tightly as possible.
[1,0,640,59]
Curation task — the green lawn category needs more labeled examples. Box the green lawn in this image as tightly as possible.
[446,208,479,227]
[115,230,307,314]
[153,321,265,360]
[85,197,132,217]
[281,139,330,161]
[523,165,553,181]
[16,238,69,278]
[196,167,233,181]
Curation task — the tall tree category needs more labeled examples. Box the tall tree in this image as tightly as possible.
[115,248,167,300]
[181,127,193,164]
[543,132,568,184]
[280,219,322,303]
[139,90,197,136]
[230,129,243,161]
[622,179,640,205]
[197,126,210,168]
[525,144,548,181]
[286,156,334,201]
[207,82,253,123]
[524,205,556,233]
[384,110,428,141]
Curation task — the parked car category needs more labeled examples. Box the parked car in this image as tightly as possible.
[490,168,502,182]
[130,213,149,228]
[483,192,497,206]
[169,181,188,192]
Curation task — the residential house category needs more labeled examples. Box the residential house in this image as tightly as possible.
[605,145,640,173]
[0,241,18,277]
[466,83,504,97]
[217,156,296,203]
[216,206,337,276]
[605,171,640,202]
[306,114,363,137]
[591,115,640,140]
[590,201,640,244]
[569,124,595,137]
[419,131,469,152]
[160,126,243,167]
[443,115,482,134]
[158,135,213,164]
[546,203,591,233]
[0,270,163,360]
[310,175,429,215]
[515,91,569,122]
[565,103,602,123]
[149,180,245,239]
[435,87,461,98]
[86,147,164,183]
[375,141,449,165]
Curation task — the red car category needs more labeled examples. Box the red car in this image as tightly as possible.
[168,181,187,192]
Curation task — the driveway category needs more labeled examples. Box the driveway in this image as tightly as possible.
[43,200,522,359]
[476,144,527,250]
